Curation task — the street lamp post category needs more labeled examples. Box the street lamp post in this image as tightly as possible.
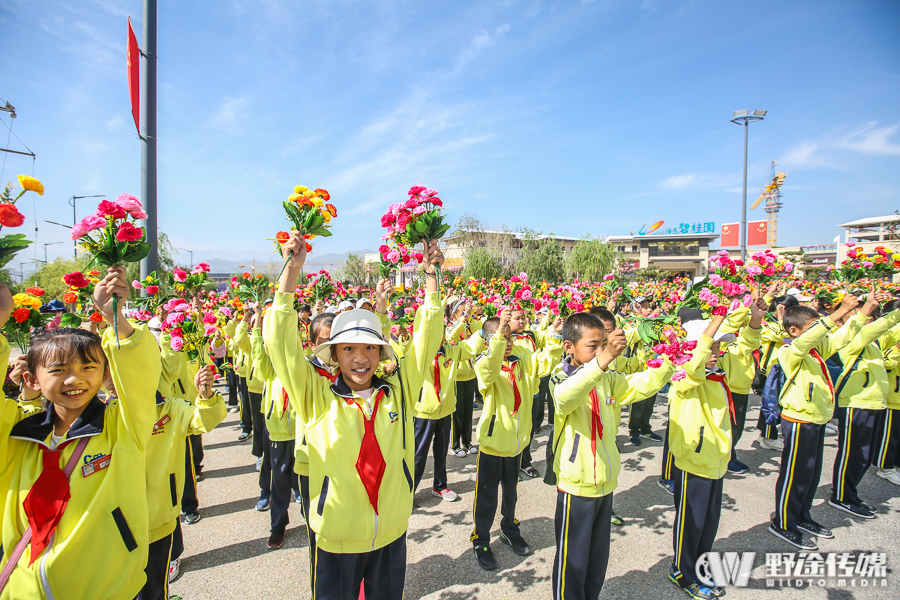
[181,249,194,268]
[69,194,105,258]
[43,241,65,264]
[730,110,766,262]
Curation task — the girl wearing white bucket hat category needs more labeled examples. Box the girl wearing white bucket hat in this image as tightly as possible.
[264,232,445,600]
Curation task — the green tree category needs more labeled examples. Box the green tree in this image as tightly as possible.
[338,253,370,287]
[517,233,565,285]
[565,236,621,282]
[460,247,505,281]
[25,257,92,298]
[634,265,668,282]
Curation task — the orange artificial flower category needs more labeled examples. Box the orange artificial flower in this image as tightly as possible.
[276,231,290,244]
[12,307,30,323]
[314,188,330,201]
[25,287,45,297]
[242,272,251,279]
[89,311,103,323]
[63,291,78,304]
[326,203,337,217]
[0,204,25,227]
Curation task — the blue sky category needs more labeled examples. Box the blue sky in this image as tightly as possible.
[2,0,899,271]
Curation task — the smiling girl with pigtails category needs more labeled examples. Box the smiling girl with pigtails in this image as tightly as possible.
[263,231,445,600]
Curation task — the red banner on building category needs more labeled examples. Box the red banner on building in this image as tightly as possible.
[720,223,739,247]
[127,17,140,134]
[748,220,768,246]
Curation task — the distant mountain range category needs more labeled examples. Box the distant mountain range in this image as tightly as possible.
[201,250,375,274]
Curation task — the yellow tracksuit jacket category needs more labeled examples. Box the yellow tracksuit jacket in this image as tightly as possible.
[158,332,195,398]
[251,331,294,442]
[146,390,225,542]
[263,291,443,554]
[884,340,900,411]
[448,318,484,382]
[777,313,867,425]
[415,334,484,420]
[833,310,900,410]
[667,335,733,479]
[719,325,762,395]
[0,325,161,600]
[551,355,674,496]
[234,322,266,394]
[475,334,563,457]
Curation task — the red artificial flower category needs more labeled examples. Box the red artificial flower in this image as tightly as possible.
[115,221,143,242]
[63,272,91,289]
[89,270,100,276]
[145,285,159,295]
[0,204,25,227]
[96,200,128,219]
[314,188,331,201]
[89,311,104,323]
[326,203,337,217]
[25,287,45,297]
[62,291,78,304]
[712,306,728,316]
[276,231,290,244]
[305,242,313,253]
[430,197,443,207]
[242,272,251,279]
[12,307,30,323]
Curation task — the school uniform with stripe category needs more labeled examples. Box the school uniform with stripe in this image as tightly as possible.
[873,340,900,469]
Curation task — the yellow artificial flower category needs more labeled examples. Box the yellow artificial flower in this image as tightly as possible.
[17,175,44,196]
[312,197,324,208]
[12,293,41,309]
[321,210,332,223]
[288,193,302,203]
[294,185,309,194]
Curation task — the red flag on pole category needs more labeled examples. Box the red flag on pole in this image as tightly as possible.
[748,220,768,246]
[127,17,140,135]
[720,223,739,247]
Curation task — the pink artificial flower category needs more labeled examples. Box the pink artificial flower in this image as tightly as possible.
[413,252,424,263]
[844,242,855,247]
[681,340,698,351]
[652,343,667,355]
[70,222,89,240]
[204,323,218,336]
[165,298,189,312]
[729,298,741,312]
[404,198,418,210]
[672,354,692,366]
[603,274,614,281]
[826,265,835,272]
[734,259,744,267]
[708,274,723,286]
[387,250,401,263]
[717,250,729,257]
[521,290,533,301]
[203,312,217,324]
[408,185,427,196]
[173,268,188,282]
[862,261,874,268]
[129,210,148,219]
[96,200,127,219]
[145,285,159,295]
[664,328,678,342]
[646,358,664,369]
[712,305,727,316]
[745,264,762,276]
[742,294,753,307]
[115,193,143,212]
[115,222,143,242]
[762,267,775,276]
[671,369,687,382]
[784,262,794,273]
[170,336,184,352]
[132,280,143,289]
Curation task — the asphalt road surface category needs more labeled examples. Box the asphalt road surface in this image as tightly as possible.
[170,391,900,599]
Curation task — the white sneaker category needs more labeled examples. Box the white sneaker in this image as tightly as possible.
[228,406,240,413]
[432,488,459,502]
[468,445,479,455]
[825,422,839,435]
[758,435,784,451]
[255,456,263,471]
[876,468,900,486]
[168,558,181,583]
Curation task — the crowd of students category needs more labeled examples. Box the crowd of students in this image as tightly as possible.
[1,231,899,600]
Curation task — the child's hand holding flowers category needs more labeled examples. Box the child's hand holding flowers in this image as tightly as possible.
[93,266,135,341]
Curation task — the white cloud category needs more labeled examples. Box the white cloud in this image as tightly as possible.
[661,172,737,190]
[454,24,511,73]
[210,97,250,130]
[781,121,900,169]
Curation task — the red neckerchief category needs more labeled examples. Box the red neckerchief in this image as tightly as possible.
[433,355,442,402]
[515,333,535,352]
[352,389,387,515]
[706,372,735,422]
[809,349,835,402]
[588,388,603,486]
[501,362,522,415]
[23,439,77,564]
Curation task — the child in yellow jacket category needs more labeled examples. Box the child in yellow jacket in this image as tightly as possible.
[263,234,444,600]
[828,290,900,517]
[549,313,674,599]
[412,313,484,502]
[134,365,225,600]
[768,293,864,551]
[873,299,900,484]
[0,268,161,600]
[447,299,484,457]
[470,309,563,571]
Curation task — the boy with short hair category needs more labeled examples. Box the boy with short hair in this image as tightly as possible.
[471,309,563,570]
[550,313,673,599]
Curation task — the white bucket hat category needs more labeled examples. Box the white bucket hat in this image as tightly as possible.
[313,308,393,366]
[786,287,812,302]
[356,298,374,309]
[338,300,355,312]
[682,319,737,345]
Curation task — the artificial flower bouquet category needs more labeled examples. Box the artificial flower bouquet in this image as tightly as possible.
[59,271,102,327]
[0,175,42,268]
[275,185,336,278]
[3,289,51,352]
[601,272,631,307]
[163,298,219,363]
[307,270,335,302]
[381,184,450,292]
[72,194,151,346]
[830,243,900,283]
[171,263,213,298]
[233,271,271,305]
[376,241,423,279]
[746,249,794,288]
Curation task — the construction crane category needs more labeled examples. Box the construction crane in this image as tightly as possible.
[751,161,786,248]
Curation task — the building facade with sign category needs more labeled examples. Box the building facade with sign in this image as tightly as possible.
[608,232,720,278]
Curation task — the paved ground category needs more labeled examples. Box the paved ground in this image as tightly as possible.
[171,390,900,599]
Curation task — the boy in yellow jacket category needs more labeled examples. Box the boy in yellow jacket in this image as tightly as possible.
[412,314,484,502]
[768,293,865,551]
[873,298,900,485]
[550,313,673,599]
[0,268,161,600]
[665,312,738,600]
[828,291,900,517]
[135,366,225,600]
[470,309,563,570]
[264,233,444,600]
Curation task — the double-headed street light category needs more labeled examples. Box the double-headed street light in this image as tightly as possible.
[731,110,766,261]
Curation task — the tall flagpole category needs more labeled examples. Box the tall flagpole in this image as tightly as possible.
[140,0,158,279]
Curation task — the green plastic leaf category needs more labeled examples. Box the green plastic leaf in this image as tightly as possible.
[60,313,84,327]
